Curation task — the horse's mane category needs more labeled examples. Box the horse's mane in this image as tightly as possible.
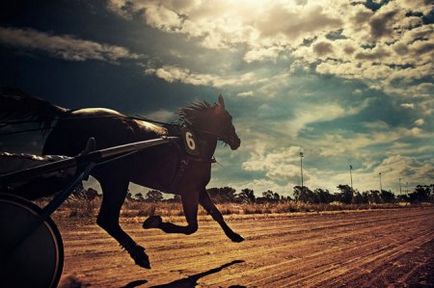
[176,101,212,126]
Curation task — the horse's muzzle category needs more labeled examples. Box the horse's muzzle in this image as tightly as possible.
[229,136,241,150]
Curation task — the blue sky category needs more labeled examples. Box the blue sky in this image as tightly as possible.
[0,0,433,196]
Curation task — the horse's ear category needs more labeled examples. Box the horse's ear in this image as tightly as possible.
[217,94,225,108]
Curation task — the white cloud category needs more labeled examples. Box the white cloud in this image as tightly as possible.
[414,118,425,126]
[241,144,308,185]
[401,103,415,109]
[0,27,140,62]
[145,65,259,88]
[104,0,434,191]
[243,46,283,63]
[236,91,254,97]
[283,101,370,136]
[145,109,175,122]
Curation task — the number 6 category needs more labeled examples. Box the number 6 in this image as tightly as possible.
[185,131,196,151]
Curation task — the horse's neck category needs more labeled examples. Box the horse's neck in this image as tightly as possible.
[198,134,217,160]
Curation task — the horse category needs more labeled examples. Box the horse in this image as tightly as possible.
[0,88,244,269]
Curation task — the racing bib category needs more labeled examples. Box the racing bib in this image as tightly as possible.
[180,127,200,156]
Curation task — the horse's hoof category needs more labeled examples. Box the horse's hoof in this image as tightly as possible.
[142,215,162,229]
[229,233,245,243]
[129,245,151,269]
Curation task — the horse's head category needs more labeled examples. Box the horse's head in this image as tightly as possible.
[178,95,241,150]
[211,95,241,150]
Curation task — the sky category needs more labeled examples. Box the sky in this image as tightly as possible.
[0,0,433,196]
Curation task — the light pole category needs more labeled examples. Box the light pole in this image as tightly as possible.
[299,150,304,189]
[399,178,402,195]
[349,164,353,191]
[379,172,383,192]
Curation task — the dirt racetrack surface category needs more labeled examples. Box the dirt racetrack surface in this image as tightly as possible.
[57,207,434,287]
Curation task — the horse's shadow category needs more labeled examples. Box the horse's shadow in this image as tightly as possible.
[149,259,246,288]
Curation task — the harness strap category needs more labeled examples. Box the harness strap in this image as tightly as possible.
[168,138,215,193]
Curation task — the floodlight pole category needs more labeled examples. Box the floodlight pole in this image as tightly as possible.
[379,172,383,192]
[349,164,353,191]
[299,151,304,189]
[399,178,402,194]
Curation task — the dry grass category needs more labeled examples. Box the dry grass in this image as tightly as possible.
[32,196,420,220]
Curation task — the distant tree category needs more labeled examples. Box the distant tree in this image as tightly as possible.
[313,188,334,204]
[293,186,314,203]
[380,190,395,203]
[207,187,237,203]
[273,192,281,201]
[262,190,274,201]
[146,190,163,202]
[361,191,370,203]
[237,188,255,203]
[409,185,431,202]
[126,192,133,201]
[367,190,381,203]
[352,191,364,204]
[336,184,353,204]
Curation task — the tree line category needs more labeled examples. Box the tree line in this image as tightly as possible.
[121,184,434,204]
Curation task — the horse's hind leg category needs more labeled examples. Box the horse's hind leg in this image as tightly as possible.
[96,177,151,269]
[143,190,199,235]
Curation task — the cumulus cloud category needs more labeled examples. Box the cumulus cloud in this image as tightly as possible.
[0,26,140,62]
[283,101,370,136]
[242,145,307,184]
[145,65,259,87]
[243,46,283,63]
[107,0,433,102]
[414,118,425,126]
[236,91,254,97]
[145,109,175,122]
[104,0,434,190]
[400,103,415,109]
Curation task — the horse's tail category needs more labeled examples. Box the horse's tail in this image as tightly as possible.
[0,87,68,131]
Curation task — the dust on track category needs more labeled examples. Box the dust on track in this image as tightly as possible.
[57,207,434,287]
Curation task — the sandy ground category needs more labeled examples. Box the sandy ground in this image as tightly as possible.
[56,207,434,287]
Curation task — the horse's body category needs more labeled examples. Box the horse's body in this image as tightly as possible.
[2,90,243,269]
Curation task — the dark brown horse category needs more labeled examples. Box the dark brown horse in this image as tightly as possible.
[1,89,243,269]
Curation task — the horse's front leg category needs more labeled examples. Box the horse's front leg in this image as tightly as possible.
[199,190,244,242]
[142,189,199,235]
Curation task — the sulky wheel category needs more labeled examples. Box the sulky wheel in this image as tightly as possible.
[0,194,63,288]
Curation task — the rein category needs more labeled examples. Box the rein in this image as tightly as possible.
[0,114,225,140]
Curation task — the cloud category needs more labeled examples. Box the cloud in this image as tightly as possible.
[0,26,140,62]
[255,4,342,44]
[368,4,400,40]
[145,109,175,122]
[107,0,343,50]
[236,91,254,97]
[243,46,283,63]
[103,0,434,192]
[414,118,425,126]
[242,144,307,184]
[312,41,334,56]
[400,103,415,109]
[283,101,370,136]
[145,65,259,87]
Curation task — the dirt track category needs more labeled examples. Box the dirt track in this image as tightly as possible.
[57,207,434,287]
